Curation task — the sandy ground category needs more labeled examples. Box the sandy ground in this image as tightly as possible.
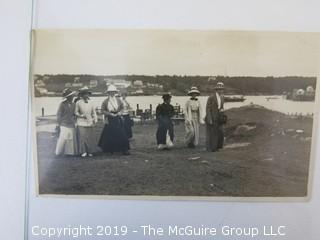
[36,105,313,197]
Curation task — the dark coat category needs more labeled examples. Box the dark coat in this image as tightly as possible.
[204,91,224,125]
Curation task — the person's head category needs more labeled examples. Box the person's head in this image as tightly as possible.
[187,86,200,99]
[190,93,198,99]
[81,92,90,100]
[162,93,172,104]
[78,86,92,101]
[106,84,118,97]
[62,88,76,102]
[214,82,224,94]
[122,92,127,100]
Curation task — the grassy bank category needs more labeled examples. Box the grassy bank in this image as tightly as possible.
[36,105,313,197]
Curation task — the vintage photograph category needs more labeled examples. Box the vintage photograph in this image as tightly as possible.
[31,29,319,198]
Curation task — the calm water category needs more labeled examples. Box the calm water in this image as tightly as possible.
[34,95,315,117]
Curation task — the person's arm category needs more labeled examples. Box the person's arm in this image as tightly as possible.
[156,105,161,120]
[205,97,213,125]
[74,101,83,118]
[92,104,98,123]
[220,95,224,111]
[184,101,190,122]
[101,99,117,117]
[169,105,175,118]
[118,98,124,116]
[56,102,63,126]
[199,101,205,124]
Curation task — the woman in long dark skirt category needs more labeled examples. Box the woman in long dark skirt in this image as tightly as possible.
[98,85,130,155]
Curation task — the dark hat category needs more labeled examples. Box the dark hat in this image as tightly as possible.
[162,93,172,100]
[62,88,76,98]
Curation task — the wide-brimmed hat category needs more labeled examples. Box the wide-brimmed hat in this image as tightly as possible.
[162,93,172,100]
[187,86,200,96]
[62,88,76,98]
[78,86,92,95]
[106,84,119,93]
[214,82,224,90]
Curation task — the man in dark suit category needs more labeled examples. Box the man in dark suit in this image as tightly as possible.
[156,93,175,150]
[205,82,225,152]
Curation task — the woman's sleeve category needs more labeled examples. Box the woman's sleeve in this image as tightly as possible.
[184,101,190,121]
[101,99,108,115]
[155,105,161,120]
[92,103,98,122]
[56,102,63,125]
[74,101,81,117]
[205,97,213,124]
[199,101,204,123]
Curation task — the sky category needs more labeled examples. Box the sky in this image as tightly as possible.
[32,29,320,77]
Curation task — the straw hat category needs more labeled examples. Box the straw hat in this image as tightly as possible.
[214,82,224,90]
[187,86,200,96]
[62,88,76,98]
[106,84,119,93]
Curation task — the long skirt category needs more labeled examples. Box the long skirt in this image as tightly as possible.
[206,123,224,152]
[77,126,97,154]
[98,116,130,153]
[122,114,133,139]
[185,115,200,146]
[156,117,174,145]
[55,126,78,156]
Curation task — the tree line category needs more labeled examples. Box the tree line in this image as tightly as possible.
[34,74,316,95]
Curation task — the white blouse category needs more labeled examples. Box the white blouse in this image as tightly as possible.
[75,99,97,126]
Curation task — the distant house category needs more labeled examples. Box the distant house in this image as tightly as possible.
[132,89,144,95]
[89,80,98,88]
[105,78,131,89]
[35,79,45,87]
[64,77,84,88]
[145,82,163,89]
[37,87,48,95]
[71,83,84,87]
[133,80,143,87]
[208,76,217,82]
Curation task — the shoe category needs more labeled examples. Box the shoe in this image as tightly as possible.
[81,152,87,157]
[157,144,166,150]
[88,153,93,157]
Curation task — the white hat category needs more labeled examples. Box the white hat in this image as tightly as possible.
[214,82,224,89]
[106,84,118,92]
[78,86,92,94]
[187,86,200,96]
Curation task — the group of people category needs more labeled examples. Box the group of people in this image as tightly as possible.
[155,82,225,152]
[55,85,133,157]
[54,82,226,157]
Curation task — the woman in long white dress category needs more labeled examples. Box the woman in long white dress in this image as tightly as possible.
[55,88,78,156]
[184,86,204,148]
